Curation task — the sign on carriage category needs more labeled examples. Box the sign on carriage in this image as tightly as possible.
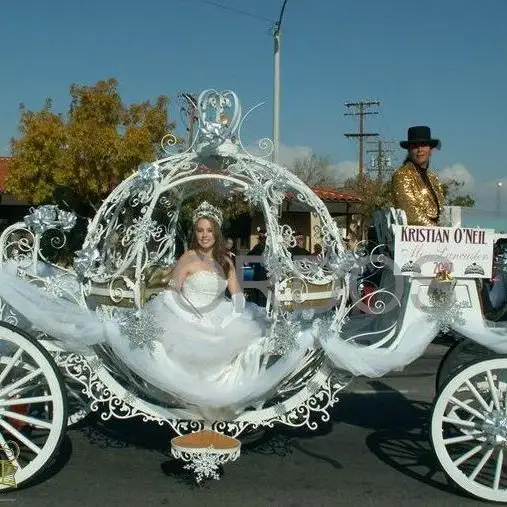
[392,225,494,278]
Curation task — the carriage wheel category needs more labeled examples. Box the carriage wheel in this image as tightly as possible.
[435,339,493,394]
[431,357,507,502]
[0,322,67,490]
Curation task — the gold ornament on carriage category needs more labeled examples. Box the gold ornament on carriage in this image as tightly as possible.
[428,269,456,306]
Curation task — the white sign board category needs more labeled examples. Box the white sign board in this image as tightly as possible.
[393,225,494,278]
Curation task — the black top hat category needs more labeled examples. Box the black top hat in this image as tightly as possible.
[400,126,440,149]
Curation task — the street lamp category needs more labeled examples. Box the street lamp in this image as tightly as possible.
[273,0,289,164]
[497,181,503,216]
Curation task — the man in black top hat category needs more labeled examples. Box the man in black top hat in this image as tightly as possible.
[392,126,445,226]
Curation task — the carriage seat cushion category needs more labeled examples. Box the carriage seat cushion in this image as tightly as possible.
[277,279,343,311]
[87,265,174,308]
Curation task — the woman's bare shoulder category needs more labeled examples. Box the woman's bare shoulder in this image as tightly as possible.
[179,249,198,260]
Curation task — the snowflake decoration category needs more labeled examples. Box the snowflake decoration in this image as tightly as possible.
[264,252,291,280]
[425,297,468,333]
[301,308,315,321]
[267,318,302,355]
[183,452,222,483]
[132,163,161,193]
[73,245,101,278]
[243,181,266,206]
[127,217,160,243]
[116,310,162,352]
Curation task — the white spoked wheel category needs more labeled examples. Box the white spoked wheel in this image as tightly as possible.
[431,357,507,502]
[0,322,67,490]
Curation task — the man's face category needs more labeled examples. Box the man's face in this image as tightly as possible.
[408,142,432,167]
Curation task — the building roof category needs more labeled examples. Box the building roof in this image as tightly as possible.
[309,185,362,203]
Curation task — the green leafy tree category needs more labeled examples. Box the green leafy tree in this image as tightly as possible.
[8,78,174,214]
[344,175,395,226]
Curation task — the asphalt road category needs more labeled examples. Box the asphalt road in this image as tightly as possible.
[3,342,493,506]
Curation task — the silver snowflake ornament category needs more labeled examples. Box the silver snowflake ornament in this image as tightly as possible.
[183,452,222,483]
[116,310,163,352]
[267,318,302,355]
[243,181,266,206]
[426,297,468,333]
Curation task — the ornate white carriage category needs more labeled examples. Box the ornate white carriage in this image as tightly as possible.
[0,90,506,502]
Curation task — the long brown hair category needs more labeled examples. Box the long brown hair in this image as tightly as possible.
[190,217,231,277]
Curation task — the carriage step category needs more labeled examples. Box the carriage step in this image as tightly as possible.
[170,430,241,483]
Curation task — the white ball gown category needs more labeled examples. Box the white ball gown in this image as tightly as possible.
[0,267,313,417]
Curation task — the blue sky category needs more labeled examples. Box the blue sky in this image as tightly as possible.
[1,0,506,209]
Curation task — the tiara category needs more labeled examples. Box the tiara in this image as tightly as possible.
[192,201,223,227]
[400,260,421,273]
[464,263,485,275]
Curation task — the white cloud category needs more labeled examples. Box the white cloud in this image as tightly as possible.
[247,143,357,185]
[277,144,313,167]
[332,161,357,183]
[439,163,475,191]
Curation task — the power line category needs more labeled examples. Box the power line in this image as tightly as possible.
[344,100,380,179]
[366,139,396,181]
[183,0,272,23]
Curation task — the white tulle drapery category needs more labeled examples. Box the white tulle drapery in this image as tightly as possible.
[3,266,507,415]
[0,269,313,417]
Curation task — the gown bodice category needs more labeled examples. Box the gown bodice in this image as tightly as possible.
[181,271,228,309]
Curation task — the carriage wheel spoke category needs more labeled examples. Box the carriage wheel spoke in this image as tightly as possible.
[469,447,494,481]
[0,369,42,398]
[443,433,483,445]
[0,409,52,429]
[0,395,52,406]
[443,416,480,429]
[0,419,42,455]
[493,447,504,490]
[466,379,493,413]
[0,348,23,385]
[450,397,487,421]
[486,371,501,411]
[453,444,484,466]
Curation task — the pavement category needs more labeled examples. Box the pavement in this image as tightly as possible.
[3,342,494,506]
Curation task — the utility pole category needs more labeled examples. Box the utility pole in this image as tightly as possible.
[344,101,380,180]
[272,0,289,164]
[366,139,396,181]
[179,92,197,149]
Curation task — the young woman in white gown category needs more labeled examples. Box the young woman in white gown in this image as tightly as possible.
[143,201,269,385]
[0,202,312,415]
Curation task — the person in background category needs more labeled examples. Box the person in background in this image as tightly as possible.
[225,237,236,263]
[246,228,268,306]
[392,126,445,226]
[289,233,310,257]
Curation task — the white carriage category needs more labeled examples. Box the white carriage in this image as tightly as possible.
[0,90,506,502]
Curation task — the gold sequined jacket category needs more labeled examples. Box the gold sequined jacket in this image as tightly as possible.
[392,161,445,226]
